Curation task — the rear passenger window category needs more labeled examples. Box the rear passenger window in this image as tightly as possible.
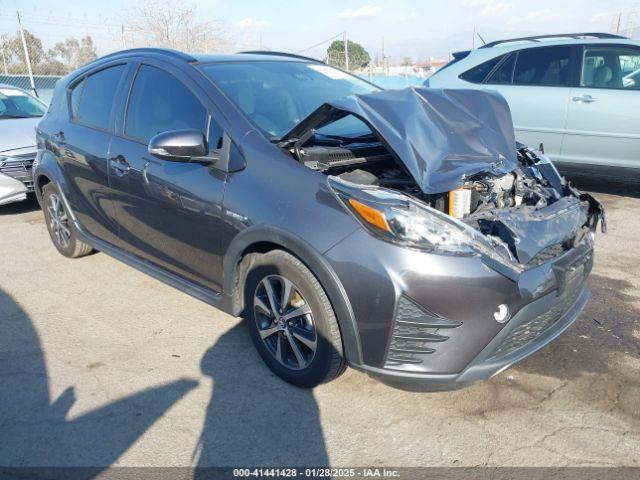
[75,65,125,130]
[459,55,503,83]
[125,65,207,143]
[486,53,515,84]
[513,47,571,86]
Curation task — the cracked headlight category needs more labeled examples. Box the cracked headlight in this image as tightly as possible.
[328,175,517,265]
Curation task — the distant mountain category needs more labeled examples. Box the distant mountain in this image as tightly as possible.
[377,28,538,64]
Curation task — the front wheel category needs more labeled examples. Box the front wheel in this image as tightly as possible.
[244,250,345,388]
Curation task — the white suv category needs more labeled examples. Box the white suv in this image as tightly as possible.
[426,33,640,178]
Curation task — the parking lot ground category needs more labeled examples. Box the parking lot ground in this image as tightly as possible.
[0,186,639,468]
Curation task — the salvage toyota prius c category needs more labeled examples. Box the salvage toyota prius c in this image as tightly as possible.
[33,49,606,390]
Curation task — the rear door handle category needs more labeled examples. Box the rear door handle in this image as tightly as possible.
[572,94,596,103]
[109,155,130,176]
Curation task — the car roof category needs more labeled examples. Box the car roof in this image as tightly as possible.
[97,48,319,65]
[467,36,640,59]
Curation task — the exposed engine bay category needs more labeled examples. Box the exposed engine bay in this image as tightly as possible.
[278,87,605,267]
[286,136,605,267]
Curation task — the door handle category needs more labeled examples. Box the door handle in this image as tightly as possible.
[109,155,130,176]
[572,94,596,103]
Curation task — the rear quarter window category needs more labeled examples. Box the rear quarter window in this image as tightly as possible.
[459,55,503,83]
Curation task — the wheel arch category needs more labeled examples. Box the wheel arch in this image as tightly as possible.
[33,151,67,206]
[223,226,362,366]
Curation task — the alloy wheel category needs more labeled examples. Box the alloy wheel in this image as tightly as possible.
[253,275,318,370]
[47,193,71,249]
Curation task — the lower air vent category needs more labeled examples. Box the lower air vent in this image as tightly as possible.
[385,296,462,368]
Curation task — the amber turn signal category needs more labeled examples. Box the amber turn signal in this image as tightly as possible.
[348,198,391,232]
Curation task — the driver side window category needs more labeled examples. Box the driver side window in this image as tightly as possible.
[125,65,208,143]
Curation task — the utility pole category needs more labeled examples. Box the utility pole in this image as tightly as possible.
[343,31,349,71]
[616,12,622,34]
[472,26,476,49]
[259,31,263,50]
[381,35,385,75]
[17,11,37,97]
[121,24,127,48]
[1,48,7,75]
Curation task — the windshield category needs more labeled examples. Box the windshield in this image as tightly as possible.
[0,88,46,119]
[198,61,380,139]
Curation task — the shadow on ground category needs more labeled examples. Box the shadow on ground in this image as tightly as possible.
[195,323,328,470]
[561,173,640,199]
[0,194,40,215]
[0,288,329,473]
[0,287,198,475]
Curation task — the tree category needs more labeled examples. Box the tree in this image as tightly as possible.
[126,0,230,52]
[48,37,97,72]
[401,57,413,66]
[326,39,370,70]
[1,29,47,75]
[0,30,97,75]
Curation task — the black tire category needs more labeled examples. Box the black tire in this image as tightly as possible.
[42,183,93,259]
[243,250,345,388]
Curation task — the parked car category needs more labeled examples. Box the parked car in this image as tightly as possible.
[33,49,604,390]
[0,84,47,205]
[425,33,640,180]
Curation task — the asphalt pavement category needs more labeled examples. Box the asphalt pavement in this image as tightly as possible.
[0,182,638,468]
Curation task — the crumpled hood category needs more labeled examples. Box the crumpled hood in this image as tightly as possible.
[283,87,518,194]
[0,117,40,154]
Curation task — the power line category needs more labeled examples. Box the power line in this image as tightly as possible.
[296,31,345,54]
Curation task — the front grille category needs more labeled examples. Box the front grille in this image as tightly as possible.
[385,296,461,367]
[489,259,587,359]
[0,154,35,191]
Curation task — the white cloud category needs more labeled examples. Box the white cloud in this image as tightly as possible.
[236,17,269,28]
[463,0,501,6]
[480,2,511,18]
[338,5,382,19]
[589,12,614,24]
[507,8,562,27]
[521,9,561,22]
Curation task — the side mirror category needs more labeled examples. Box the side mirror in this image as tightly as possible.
[148,129,207,161]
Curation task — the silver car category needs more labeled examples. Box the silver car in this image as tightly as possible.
[0,84,47,205]
[426,33,640,179]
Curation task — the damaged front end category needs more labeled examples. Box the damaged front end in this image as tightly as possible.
[278,87,605,274]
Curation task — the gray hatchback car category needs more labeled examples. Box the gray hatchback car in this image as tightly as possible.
[33,49,605,390]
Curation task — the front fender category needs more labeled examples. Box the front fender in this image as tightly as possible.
[223,225,363,366]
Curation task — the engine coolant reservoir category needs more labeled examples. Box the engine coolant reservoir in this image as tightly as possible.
[448,188,472,219]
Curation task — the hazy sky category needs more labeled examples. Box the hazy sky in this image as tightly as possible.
[2,0,639,59]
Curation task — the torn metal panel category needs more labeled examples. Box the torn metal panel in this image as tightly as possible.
[475,196,589,264]
[282,87,518,194]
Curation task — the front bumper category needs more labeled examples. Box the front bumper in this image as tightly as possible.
[0,153,36,205]
[357,285,589,391]
[325,227,594,391]
[0,173,29,206]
